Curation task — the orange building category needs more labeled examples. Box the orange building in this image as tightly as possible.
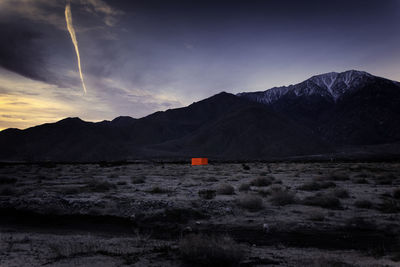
[191,158,208,165]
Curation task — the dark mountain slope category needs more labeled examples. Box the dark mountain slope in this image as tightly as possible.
[0,92,331,161]
[238,70,400,145]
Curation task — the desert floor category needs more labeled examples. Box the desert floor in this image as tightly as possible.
[0,162,399,266]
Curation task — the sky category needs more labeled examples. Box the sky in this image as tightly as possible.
[0,0,400,130]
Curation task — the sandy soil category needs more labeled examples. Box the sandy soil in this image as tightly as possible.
[0,162,399,266]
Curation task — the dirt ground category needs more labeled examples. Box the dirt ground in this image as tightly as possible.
[0,162,399,266]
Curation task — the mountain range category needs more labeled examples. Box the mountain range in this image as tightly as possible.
[1,70,399,161]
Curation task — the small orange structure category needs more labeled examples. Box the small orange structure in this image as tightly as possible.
[191,158,208,165]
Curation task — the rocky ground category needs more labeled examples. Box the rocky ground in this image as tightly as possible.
[0,162,399,266]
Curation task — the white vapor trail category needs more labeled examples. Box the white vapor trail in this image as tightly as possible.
[65,2,87,94]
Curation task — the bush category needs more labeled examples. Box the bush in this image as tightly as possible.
[238,183,250,192]
[250,176,273,187]
[216,184,235,195]
[298,181,336,191]
[333,188,349,198]
[198,189,216,200]
[237,195,263,211]
[302,194,341,209]
[270,190,296,206]
[242,164,250,170]
[354,200,373,209]
[180,234,245,266]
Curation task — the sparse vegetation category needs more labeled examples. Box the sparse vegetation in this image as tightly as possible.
[179,234,245,266]
[86,180,116,192]
[377,199,400,213]
[250,176,273,187]
[148,186,169,194]
[298,181,336,191]
[237,195,263,211]
[131,176,146,184]
[308,211,325,221]
[238,183,250,192]
[302,193,341,209]
[332,188,349,198]
[269,190,296,206]
[375,173,396,185]
[198,189,216,199]
[242,164,250,170]
[216,184,235,195]
[327,172,349,181]
[354,199,373,209]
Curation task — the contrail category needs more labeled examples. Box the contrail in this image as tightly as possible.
[65,1,87,94]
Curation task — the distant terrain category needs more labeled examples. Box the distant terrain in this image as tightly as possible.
[1,70,399,162]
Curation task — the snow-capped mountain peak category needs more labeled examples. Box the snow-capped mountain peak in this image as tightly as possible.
[237,70,381,104]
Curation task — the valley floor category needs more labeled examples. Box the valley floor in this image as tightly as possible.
[0,162,399,266]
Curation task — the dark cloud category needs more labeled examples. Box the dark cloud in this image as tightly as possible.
[0,23,48,82]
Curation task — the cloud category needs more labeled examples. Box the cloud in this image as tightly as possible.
[0,23,48,82]
[0,0,122,30]
[80,0,123,26]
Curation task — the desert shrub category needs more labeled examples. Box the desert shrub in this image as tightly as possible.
[179,234,245,266]
[250,176,273,187]
[269,190,296,206]
[298,181,336,191]
[86,180,116,192]
[198,189,216,200]
[327,172,349,181]
[216,184,235,195]
[354,199,373,209]
[257,189,270,198]
[393,188,400,199]
[117,181,127,185]
[131,176,146,184]
[242,164,250,170]
[302,194,341,209]
[377,199,400,213]
[333,188,349,198]
[0,177,17,185]
[148,186,169,194]
[0,186,18,196]
[237,195,263,211]
[238,183,250,192]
